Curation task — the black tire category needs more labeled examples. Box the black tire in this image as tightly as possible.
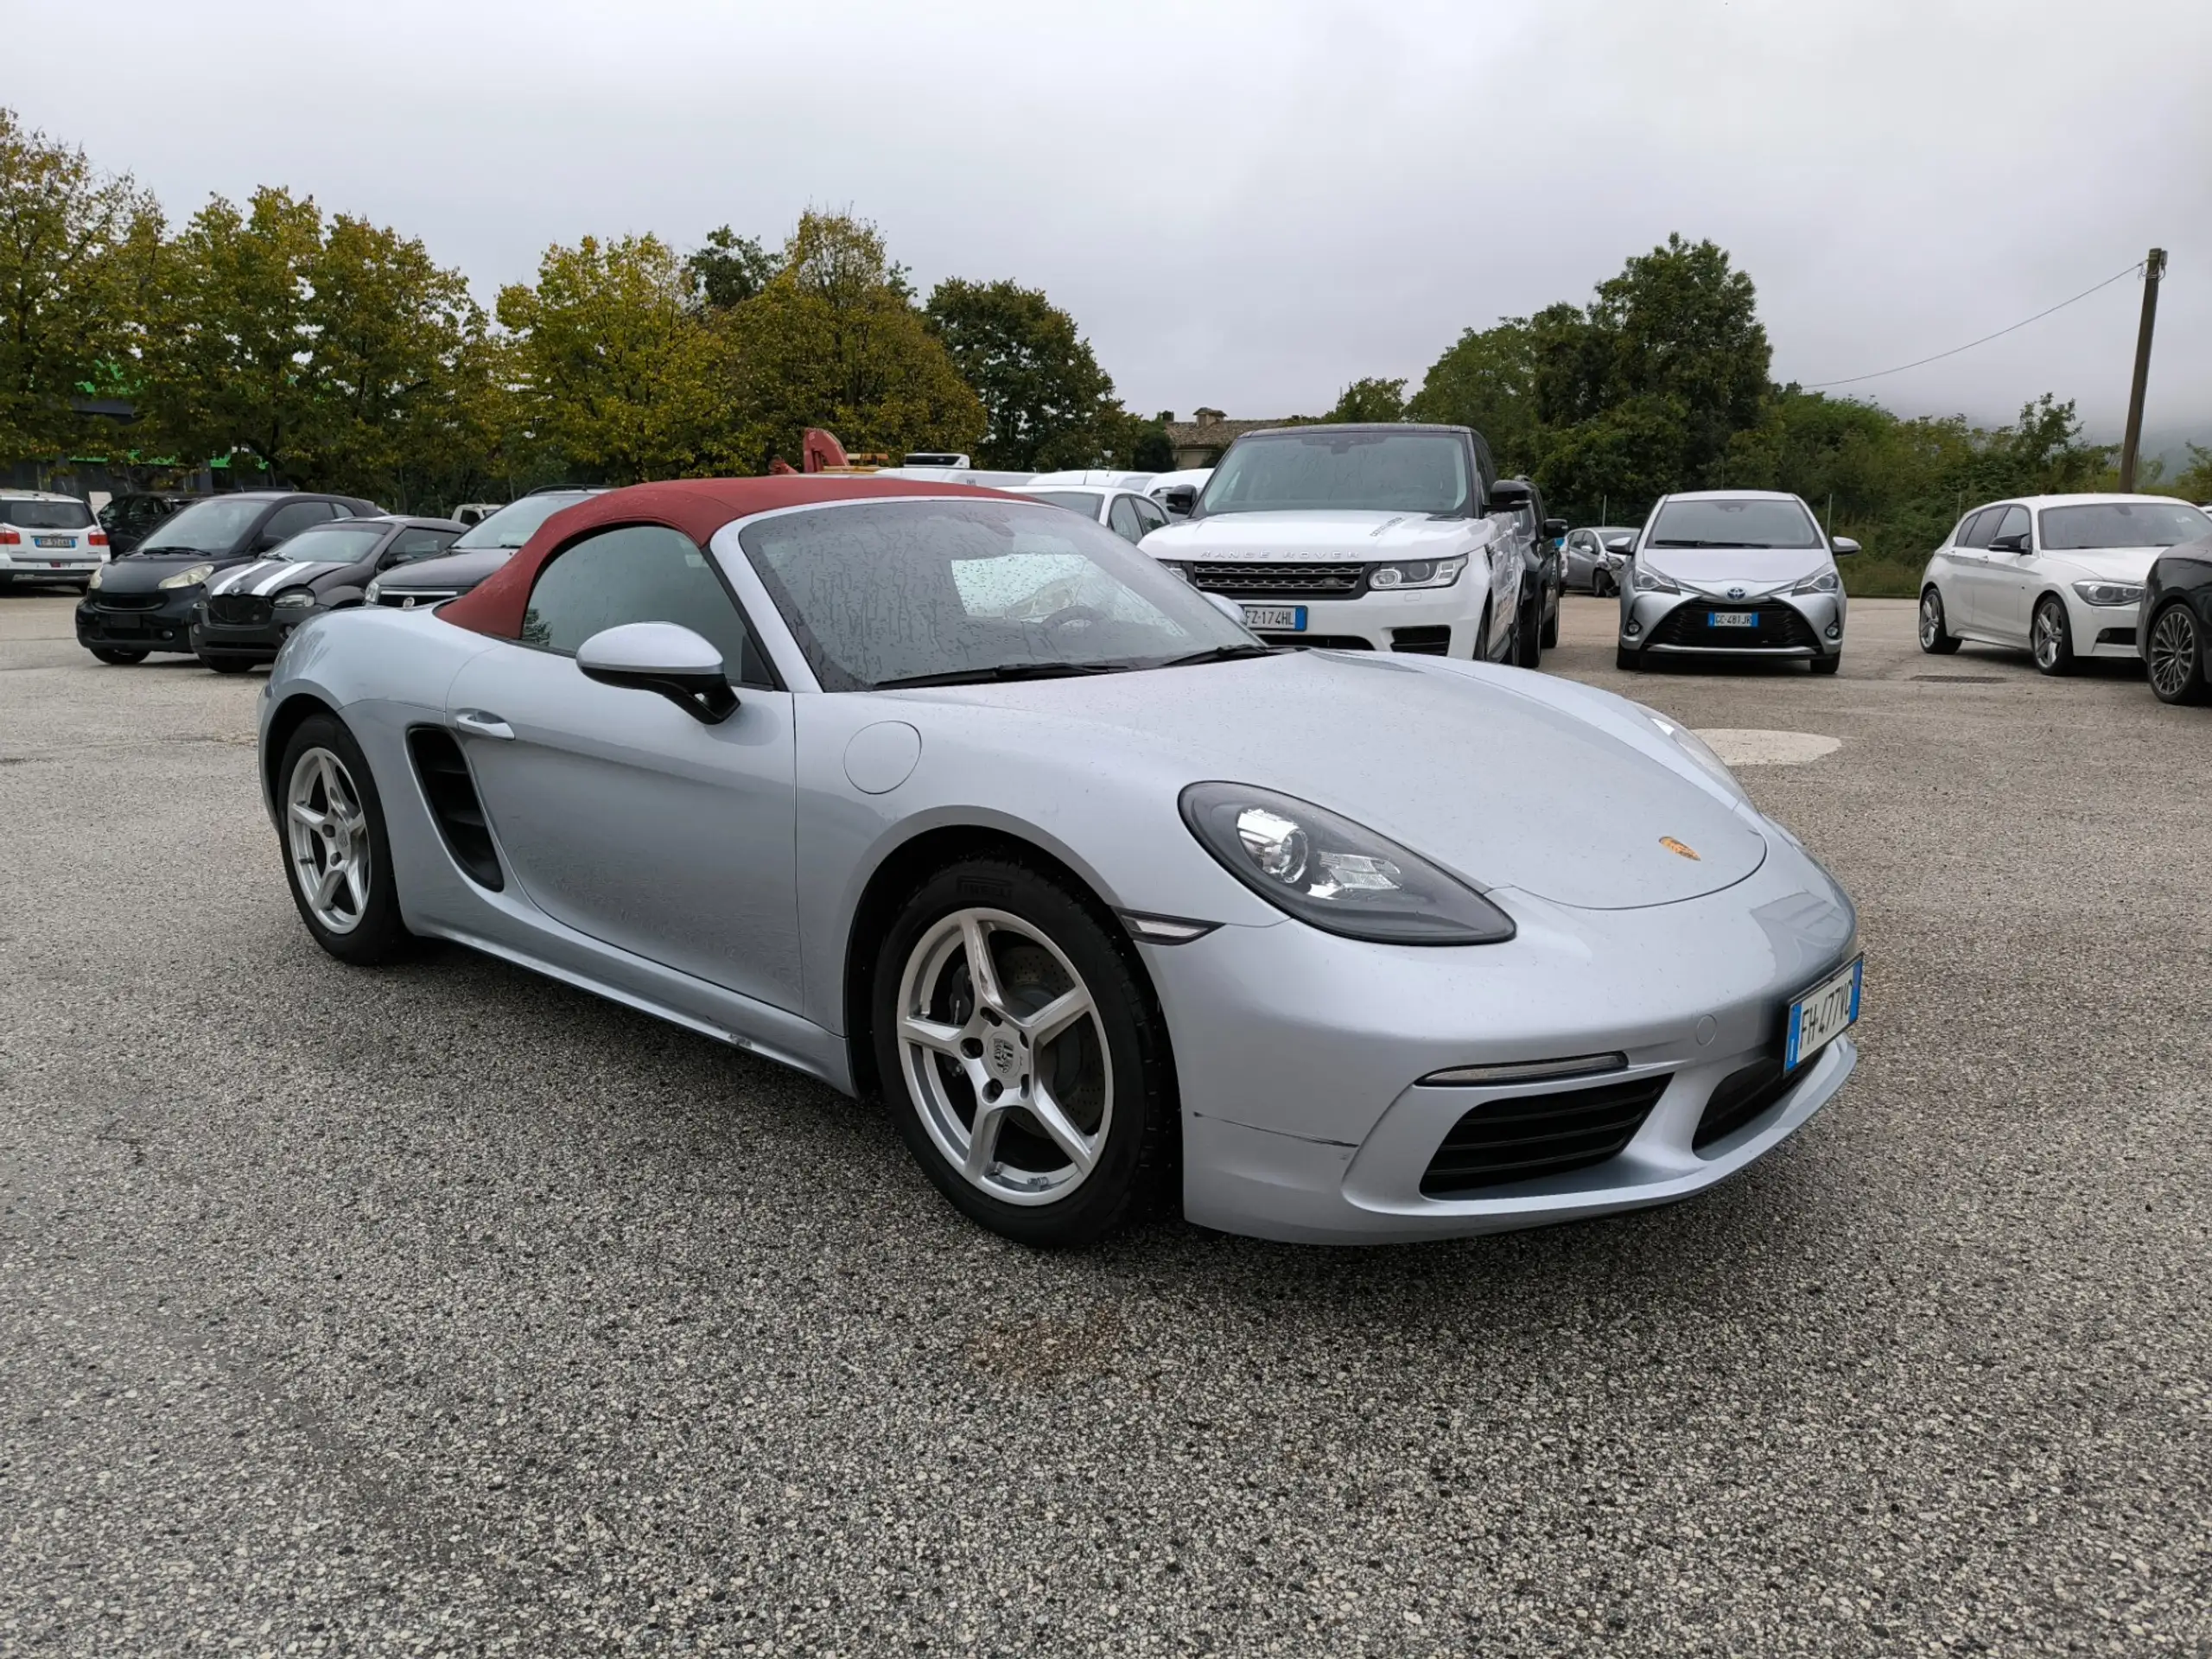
[1513,589,1542,668]
[2031,594,2075,677]
[1918,587,1961,654]
[1615,644,1643,671]
[89,646,148,665]
[201,654,254,675]
[2145,602,2208,705]
[1540,594,1560,650]
[1809,653,1840,676]
[275,712,416,965]
[870,856,1172,1247]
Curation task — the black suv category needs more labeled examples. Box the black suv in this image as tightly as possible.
[78,492,379,664]
[96,493,202,557]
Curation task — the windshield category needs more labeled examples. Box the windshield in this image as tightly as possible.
[1200,431,1472,517]
[0,499,94,530]
[137,496,265,554]
[264,522,386,563]
[451,492,594,550]
[1019,491,1104,515]
[2038,501,2211,550]
[740,499,1257,691]
[1647,499,1821,550]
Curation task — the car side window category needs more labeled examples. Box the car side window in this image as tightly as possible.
[523,524,769,686]
[1992,505,2031,547]
[1131,496,1170,537]
[385,527,459,564]
[263,501,338,544]
[1956,509,1998,548]
[1107,495,1145,543]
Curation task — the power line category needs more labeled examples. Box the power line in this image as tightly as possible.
[1802,260,2147,389]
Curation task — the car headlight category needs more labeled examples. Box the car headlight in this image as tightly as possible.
[1179,782,1516,945]
[87,565,104,589]
[272,589,316,609]
[1793,570,1841,595]
[2073,580,2143,607]
[1153,563,1189,584]
[364,577,383,602]
[158,563,214,590]
[1369,556,1466,590]
[1631,563,1680,594]
[1639,709,1749,804]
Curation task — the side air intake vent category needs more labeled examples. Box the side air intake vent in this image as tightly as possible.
[1421,1075,1669,1197]
[406,726,503,890]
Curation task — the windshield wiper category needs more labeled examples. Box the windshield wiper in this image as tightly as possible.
[1154,643,1284,668]
[1646,539,1779,549]
[872,662,1135,690]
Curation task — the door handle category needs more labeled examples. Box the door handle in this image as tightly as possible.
[454,709,514,740]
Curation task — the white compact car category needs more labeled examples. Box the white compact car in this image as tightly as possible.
[1013,483,1174,544]
[1917,493,2212,674]
[1139,425,1524,663]
[0,490,109,589]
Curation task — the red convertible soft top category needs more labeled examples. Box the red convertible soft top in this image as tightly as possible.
[439,475,1008,641]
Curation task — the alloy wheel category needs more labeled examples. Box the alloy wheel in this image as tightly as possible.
[895,907,1112,1207]
[286,747,372,934]
[2032,603,2065,670]
[1919,593,1942,649]
[2147,606,2199,701]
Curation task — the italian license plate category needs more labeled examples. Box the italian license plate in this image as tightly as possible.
[1709,610,1758,628]
[35,535,72,549]
[1242,604,1306,632]
[1785,955,1862,1071]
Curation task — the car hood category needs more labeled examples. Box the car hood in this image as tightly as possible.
[207,556,359,596]
[2037,546,2168,582]
[94,550,251,594]
[885,652,1769,911]
[378,547,512,589]
[1141,509,1488,563]
[1635,548,1833,594]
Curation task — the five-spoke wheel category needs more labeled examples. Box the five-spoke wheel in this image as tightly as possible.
[1918,588,1961,654]
[2031,595,2075,677]
[874,859,1166,1244]
[276,713,415,963]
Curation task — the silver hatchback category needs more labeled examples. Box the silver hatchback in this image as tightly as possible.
[1618,492,1854,675]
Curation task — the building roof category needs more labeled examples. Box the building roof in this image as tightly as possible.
[441,475,1013,641]
[1162,410,1285,454]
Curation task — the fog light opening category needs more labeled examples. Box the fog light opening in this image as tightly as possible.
[1824,624,1840,639]
[1624,620,1643,638]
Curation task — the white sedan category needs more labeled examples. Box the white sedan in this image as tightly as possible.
[1917,494,2212,674]
[1010,483,1175,545]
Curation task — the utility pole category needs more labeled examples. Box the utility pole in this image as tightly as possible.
[2118,249,2166,492]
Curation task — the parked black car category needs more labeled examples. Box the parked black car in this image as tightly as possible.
[363,488,601,611]
[1493,475,1568,665]
[78,492,380,664]
[2141,535,2212,705]
[95,492,202,557]
[188,515,464,672]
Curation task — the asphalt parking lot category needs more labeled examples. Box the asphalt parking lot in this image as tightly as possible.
[3,588,2209,1656]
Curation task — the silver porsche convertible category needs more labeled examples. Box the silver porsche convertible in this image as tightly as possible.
[257,478,1861,1246]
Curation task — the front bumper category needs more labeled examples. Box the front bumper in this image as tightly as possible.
[76,594,198,653]
[1150,836,1860,1243]
[1621,588,1845,657]
[2068,595,2142,658]
[1224,585,1483,658]
[189,609,304,662]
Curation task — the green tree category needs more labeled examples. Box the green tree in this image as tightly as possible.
[1128,421,1176,473]
[2173,443,2212,502]
[1408,319,1535,465]
[0,108,163,463]
[721,212,982,472]
[497,232,734,485]
[923,276,1118,469]
[1321,376,1407,423]
[686,226,774,311]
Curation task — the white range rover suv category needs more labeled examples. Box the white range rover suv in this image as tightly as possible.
[1138,423,1531,663]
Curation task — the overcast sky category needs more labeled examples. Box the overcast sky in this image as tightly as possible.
[19,0,2210,448]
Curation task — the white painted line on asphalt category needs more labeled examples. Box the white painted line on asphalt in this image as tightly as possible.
[1694,728,1842,766]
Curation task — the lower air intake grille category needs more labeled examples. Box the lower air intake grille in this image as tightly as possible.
[1391,626,1451,654]
[1421,1075,1669,1197]
[1649,604,1821,651]
[406,726,502,890]
[1693,1054,1798,1150]
[207,594,270,625]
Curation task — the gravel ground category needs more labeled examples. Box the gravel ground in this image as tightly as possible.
[3,591,2208,1656]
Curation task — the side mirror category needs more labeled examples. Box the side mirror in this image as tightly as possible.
[1987,532,2029,556]
[1158,486,1196,516]
[1541,517,1569,538]
[1831,536,1859,557]
[1487,480,1534,514]
[1203,591,1246,625]
[576,622,737,723]
[255,532,288,552]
